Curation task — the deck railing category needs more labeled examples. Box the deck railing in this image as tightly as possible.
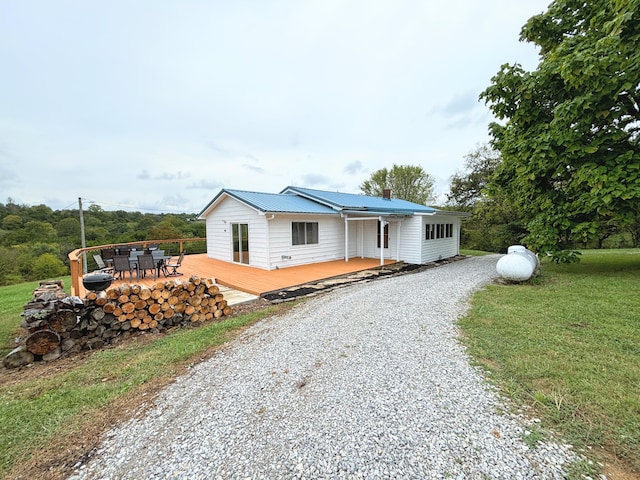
[68,238,206,296]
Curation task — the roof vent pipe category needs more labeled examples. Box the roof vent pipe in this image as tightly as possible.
[382,189,391,200]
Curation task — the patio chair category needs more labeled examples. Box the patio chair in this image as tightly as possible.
[100,248,115,265]
[137,254,156,280]
[92,254,114,274]
[112,255,134,281]
[130,250,144,261]
[164,252,184,277]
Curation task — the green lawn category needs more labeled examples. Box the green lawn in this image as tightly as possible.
[0,276,72,357]
[459,248,640,476]
[0,277,293,478]
[460,249,494,256]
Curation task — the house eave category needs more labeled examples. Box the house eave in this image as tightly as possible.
[341,210,416,217]
[260,211,337,216]
[428,210,472,217]
[198,190,266,219]
[197,189,229,219]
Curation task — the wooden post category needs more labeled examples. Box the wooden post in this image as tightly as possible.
[79,198,87,275]
[69,250,83,296]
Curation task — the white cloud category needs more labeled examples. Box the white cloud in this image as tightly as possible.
[0,0,549,212]
[343,161,365,176]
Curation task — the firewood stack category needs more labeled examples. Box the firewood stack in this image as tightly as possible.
[3,276,232,369]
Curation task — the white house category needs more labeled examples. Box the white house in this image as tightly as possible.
[198,186,470,270]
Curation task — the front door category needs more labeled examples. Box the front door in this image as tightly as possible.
[232,223,249,264]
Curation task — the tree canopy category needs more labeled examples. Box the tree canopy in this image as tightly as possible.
[360,164,435,205]
[0,200,206,286]
[448,144,502,207]
[481,0,640,259]
[447,144,526,252]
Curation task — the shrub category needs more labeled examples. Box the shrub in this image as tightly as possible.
[31,253,68,280]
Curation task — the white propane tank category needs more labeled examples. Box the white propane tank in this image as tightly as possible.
[496,245,540,281]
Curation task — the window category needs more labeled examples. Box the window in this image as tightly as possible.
[425,223,453,240]
[426,224,435,240]
[377,222,389,248]
[292,222,318,245]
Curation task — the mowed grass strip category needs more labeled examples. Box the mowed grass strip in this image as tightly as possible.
[459,249,640,474]
[0,278,60,357]
[0,277,292,478]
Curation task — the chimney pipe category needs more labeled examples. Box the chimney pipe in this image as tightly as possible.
[382,189,391,200]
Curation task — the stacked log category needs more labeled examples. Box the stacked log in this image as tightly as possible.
[85,275,232,332]
[3,276,232,369]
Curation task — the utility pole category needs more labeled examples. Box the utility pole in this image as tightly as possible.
[79,197,87,275]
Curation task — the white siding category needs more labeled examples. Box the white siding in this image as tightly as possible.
[203,197,269,269]
[419,215,461,263]
[266,214,344,269]
[397,216,424,264]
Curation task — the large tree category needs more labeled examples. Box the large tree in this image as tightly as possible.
[448,144,526,252]
[481,0,640,260]
[448,144,502,207]
[360,164,435,205]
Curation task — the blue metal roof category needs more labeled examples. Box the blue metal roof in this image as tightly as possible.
[198,189,336,217]
[199,186,440,218]
[281,186,438,215]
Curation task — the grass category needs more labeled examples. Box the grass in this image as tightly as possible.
[0,276,72,357]
[460,249,493,256]
[459,248,640,476]
[0,277,295,478]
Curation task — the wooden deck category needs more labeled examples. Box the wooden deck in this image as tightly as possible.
[103,254,396,296]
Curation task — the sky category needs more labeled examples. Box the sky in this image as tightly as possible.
[0,0,550,214]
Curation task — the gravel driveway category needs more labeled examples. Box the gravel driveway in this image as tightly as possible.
[72,255,578,479]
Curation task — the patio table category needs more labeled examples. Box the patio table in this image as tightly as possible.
[152,256,172,278]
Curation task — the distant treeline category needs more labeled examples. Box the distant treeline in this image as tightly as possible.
[0,200,205,286]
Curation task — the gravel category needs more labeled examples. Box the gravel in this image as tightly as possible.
[72,255,580,479]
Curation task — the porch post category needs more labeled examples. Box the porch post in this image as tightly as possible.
[379,217,385,266]
[344,217,349,262]
[396,221,401,261]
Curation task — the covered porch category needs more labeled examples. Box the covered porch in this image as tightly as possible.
[342,213,412,264]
